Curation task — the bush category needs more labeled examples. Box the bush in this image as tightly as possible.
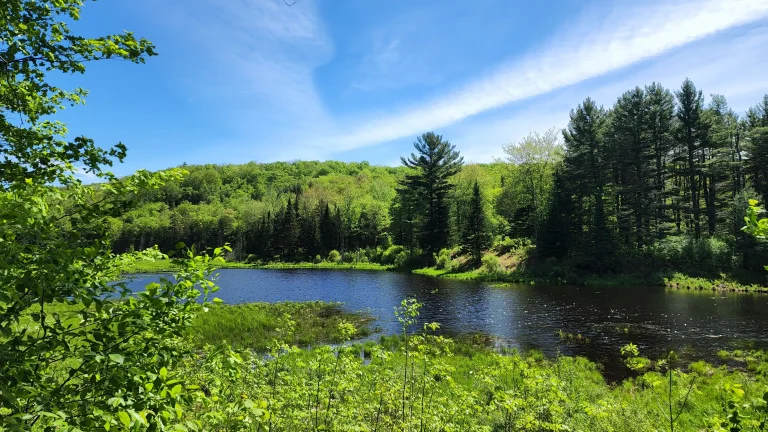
[328,250,341,263]
[382,245,406,265]
[495,237,532,255]
[394,251,408,268]
[646,235,734,275]
[481,253,503,274]
[434,248,459,271]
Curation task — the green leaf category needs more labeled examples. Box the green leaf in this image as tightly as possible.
[117,411,130,427]
[160,367,168,380]
[170,384,183,398]
[109,353,124,365]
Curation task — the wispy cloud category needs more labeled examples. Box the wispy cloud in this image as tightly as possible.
[318,0,768,153]
[440,24,768,164]
[167,0,333,130]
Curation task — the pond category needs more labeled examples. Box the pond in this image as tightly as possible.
[126,268,768,378]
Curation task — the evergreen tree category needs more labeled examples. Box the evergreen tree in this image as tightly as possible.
[609,87,653,247]
[674,78,707,239]
[645,83,676,239]
[300,204,322,259]
[462,181,492,266]
[746,95,768,203]
[538,167,574,258]
[319,203,336,253]
[390,188,418,254]
[399,132,464,258]
[562,98,612,263]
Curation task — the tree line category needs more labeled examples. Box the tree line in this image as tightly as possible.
[539,82,768,272]
[111,83,768,274]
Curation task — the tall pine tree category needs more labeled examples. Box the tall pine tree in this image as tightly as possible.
[562,98,612,264]
[674,78,706,239]
[399,132,464,258]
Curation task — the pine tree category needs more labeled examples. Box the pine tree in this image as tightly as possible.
[390,188,418,255]
[746,95,768,203]
[462,181,492,266]
[674,78,706,239]
[319,203,336,254]
[562,98,612,263]
[538,167,573,258]
[645,83,676,239]
[609,87,653,248]
[400,132,464,258]
[300,203,322,259]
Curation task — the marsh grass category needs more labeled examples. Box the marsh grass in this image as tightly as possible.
[187,301,374,351]
[665,272,768,293]
[184,330,768,431]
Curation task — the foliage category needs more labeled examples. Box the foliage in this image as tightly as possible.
[398,132,464,258]
[327,249,341,263]
[502,127,563,241]
[173,304,768,431]
[187,301,373,351]
[461,181,493,266]
[744,200,768,239]
[0,1,230,430]
[481,253,503,275]
[433,248,459,272]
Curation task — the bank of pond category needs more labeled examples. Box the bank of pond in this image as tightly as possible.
[125,258,768,293]
[178,301,767,431]
[114,267,768,429]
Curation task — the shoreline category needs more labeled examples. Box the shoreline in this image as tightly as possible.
[123,259,767,293]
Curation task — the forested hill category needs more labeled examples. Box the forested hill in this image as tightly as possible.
[111,82,768,278]
[111,160,508,260]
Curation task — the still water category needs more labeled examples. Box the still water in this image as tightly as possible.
[126,269,768,376]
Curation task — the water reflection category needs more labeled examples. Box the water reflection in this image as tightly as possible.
[126,269,768,377]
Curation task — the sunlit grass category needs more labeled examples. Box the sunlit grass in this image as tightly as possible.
[187,301,374,351]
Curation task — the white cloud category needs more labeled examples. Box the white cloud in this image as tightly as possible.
[316,0,768,153]
[167,0,334,130]
[437,24,768,164]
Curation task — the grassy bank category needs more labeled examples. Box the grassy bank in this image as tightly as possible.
[412,266,659,287]
[121,258,391,274]
[664,272,768,293]
[17,300,375,352]
[187,301,375,351]
[180,326,768,431]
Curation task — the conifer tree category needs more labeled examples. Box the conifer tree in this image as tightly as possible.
[674,78,707,239]
[746,95,768,203]
[462,181,492,266]
[645,83,676,238]
[399,132,464,258]
[562,98,612,262]
[609,87,653,247]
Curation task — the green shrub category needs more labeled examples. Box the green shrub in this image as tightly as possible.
[394,251,408,268]
[434,248,458,271]
[481,253,502,274]
[495,236,532,255]
[382,245,406,265]
[646,235,734,275]
[328,250,341,263]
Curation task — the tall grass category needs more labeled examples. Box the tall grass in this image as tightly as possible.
[187,301,374,350]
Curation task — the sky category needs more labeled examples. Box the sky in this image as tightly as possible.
[56,0,768,177]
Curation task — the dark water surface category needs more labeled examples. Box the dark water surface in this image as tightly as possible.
[126,269,768,376]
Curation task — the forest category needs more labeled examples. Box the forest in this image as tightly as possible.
[111,86,768,281]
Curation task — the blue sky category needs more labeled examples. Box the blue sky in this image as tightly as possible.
[58,0,768,177]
